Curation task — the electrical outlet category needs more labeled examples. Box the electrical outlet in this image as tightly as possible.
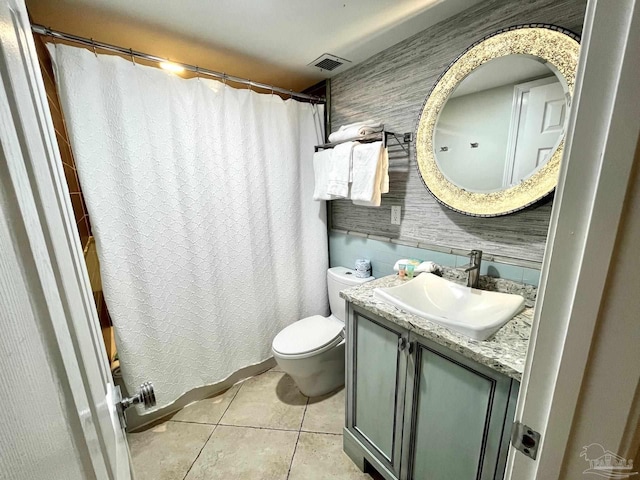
[391,206,401,225]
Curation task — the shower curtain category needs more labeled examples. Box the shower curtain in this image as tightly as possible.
[49,44,328,410]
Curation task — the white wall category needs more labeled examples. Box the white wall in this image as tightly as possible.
[434,84,513,192]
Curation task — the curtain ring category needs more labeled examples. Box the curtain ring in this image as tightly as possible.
[48,28,58,49]
[289,89,293,100]
[222,73,227,86]
[90,38,97,57]
[129,48,136,66]
[195,66,200,80]
[247,81,252,92]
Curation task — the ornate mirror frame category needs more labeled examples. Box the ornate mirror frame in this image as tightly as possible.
[416,24,580,217]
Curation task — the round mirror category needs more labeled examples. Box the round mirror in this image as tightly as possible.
[416,25,580,216]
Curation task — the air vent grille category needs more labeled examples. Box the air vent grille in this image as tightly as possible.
[308,53,351,73]
[315,58,343,71]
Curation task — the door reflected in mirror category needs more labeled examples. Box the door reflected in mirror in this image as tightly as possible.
[434,55,568,193]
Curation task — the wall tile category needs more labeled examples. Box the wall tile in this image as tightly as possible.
[523,268,541,286]
[372,262,395,279]
[70,193,85,223]
[455,255,469,268]
[329,231,532,283]
[76,216,89,249]
[46,93,64,126]
[420,250,457,267]
[63,163,80,193]
[481,261,524,283]
[55,131,74,167]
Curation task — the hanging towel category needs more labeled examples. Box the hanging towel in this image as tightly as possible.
[352,143,390,207]
[313,149,336,201]
[381,147,389,194]
[328,124,383,143]
[351,142,383,204]
[327,141,357,198]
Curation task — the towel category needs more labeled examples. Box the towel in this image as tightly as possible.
[338,120,378,131]
[351,142,384,206]
[328,124,383,143]
[393,259,441,274]
[381,147,389,194]
[312,149,336,200]
[326,141,357,198]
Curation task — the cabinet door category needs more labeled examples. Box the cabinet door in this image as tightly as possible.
[402,337,515,480]
[346,305,408,476]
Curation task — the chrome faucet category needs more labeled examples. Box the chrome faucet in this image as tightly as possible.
[461,249,482,288]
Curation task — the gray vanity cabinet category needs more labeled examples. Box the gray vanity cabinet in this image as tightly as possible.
[345,304,519,480]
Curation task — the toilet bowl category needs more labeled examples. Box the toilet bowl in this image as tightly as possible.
[272,267,374,397]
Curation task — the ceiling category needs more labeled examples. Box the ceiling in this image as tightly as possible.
[27,0,482,91]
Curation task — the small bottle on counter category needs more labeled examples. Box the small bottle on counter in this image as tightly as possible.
[406,264,415,279]
[398,263,407,279]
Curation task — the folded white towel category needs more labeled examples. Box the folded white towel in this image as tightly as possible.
[351,142,384,206]
[312,149,336,201]
[326,141,357,198]
[337,120,380,131]
[393,260,441,274]
[328,125,383,143]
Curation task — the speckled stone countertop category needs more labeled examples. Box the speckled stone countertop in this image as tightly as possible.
[340,274,533,381]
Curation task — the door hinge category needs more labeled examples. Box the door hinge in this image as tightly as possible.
[511,421,541,460]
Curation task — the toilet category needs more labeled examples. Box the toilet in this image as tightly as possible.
[272,266,375,397]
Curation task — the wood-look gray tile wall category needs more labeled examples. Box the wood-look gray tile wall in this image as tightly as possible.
[329,0,587,263]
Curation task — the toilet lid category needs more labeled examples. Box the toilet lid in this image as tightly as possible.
[272,315,344,356]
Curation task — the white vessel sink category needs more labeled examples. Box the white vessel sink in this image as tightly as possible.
[373,273,525,341]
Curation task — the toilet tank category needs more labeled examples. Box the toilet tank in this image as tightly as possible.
[327,267,375,322]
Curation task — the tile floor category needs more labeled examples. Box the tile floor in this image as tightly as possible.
[128,367,373,480]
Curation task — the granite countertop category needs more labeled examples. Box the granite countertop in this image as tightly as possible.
[340,274,532,381]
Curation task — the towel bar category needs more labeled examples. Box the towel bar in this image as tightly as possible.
[314,129,412,155]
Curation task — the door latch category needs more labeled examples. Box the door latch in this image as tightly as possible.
[511,421,541,460]
[114,381,156,428]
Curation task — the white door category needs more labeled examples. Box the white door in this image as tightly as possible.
[505,0,640,478]
[0,0,132,478]
[511,81,566,183]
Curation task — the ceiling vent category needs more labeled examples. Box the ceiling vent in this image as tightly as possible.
[308,53,351,72]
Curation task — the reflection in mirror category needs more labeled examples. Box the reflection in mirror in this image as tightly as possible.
[434,55,568,193]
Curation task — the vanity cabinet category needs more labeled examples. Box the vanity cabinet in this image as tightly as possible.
[344,304,519,480]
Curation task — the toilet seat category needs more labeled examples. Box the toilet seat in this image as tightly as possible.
[272,315,344,359]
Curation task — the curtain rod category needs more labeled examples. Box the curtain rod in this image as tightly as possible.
[31,24,325,103]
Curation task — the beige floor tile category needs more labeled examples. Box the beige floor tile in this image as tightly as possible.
[288,432,371,480]
[220,372,307,430]
[184,425,298,480]
[171,385,240,424]
[128,421,214,480]
[302,387,345,434]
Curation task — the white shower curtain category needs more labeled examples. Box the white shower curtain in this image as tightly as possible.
[49,44,328,410]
